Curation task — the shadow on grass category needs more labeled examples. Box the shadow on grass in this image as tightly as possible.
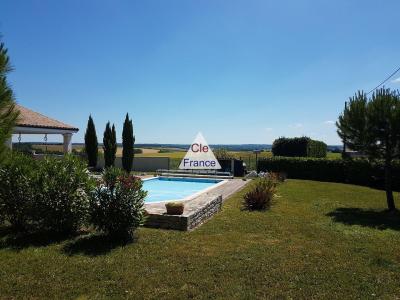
[0,226,76,250]
[327,208,400,231]
[62,233,135,256]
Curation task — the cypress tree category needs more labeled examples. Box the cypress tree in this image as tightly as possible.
[84,115,98,168]
[111,124,117,165]
[103,122,117,168]
[122,113,135,173]
[0,41,19,163]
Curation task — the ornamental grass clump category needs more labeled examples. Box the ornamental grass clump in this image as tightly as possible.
[243,173,280,211]
[89,169,147,239]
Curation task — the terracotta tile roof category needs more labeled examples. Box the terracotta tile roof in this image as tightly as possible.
[15,104,79,132]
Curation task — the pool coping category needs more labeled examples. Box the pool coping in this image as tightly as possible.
[144,178,250,231]
[142,176,228,204]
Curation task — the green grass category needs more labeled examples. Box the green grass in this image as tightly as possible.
[0,180,399,299]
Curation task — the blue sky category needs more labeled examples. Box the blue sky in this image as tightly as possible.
[1,0,400,145]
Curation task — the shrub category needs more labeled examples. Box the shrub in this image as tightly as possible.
[165,202,184,215]
[102,166,124,188]
[272,137,327,158]
[243,174,279,210]
[32,155,94,233]
[158,148,171,153]
[0,153,37,231]
[0,154,94,233]
[134,148,143,154]
[257,157,400,191]
[89,170,147,238]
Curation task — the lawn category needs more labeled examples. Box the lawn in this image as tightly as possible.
[0,180,399,299]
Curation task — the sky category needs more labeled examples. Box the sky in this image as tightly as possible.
[1,0,400,145]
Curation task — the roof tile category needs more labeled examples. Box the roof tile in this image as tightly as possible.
[15,104,79,131]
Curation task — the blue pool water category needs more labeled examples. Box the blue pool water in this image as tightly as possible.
[143,177,222,203]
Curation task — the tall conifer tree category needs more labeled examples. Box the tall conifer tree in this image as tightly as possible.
[84,115,98,168]
[122,113,135,173]
[103,122,117,168]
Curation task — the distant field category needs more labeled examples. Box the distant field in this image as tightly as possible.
[136,150,185,159]
[31,145,341,161]
[32,145,167,157]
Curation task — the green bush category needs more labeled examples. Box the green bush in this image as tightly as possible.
[0,153,37,231]
[272,137,327,158]
[243,174,279,210]
[158,148,172,153]
[102,166,124,188]
[89,170,147,238]
[0,153,94,233]
[32,155,94,233]
[257,157,400,190]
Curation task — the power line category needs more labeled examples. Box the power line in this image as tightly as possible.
[366,66,400,95]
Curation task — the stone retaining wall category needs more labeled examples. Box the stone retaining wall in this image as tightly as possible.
[144,195,223,231]
[187,195,222,230]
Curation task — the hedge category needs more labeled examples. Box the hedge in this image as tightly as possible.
[272,137,327,158]
[257,157,400,191]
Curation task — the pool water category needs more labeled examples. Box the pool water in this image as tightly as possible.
[142,177,223,203]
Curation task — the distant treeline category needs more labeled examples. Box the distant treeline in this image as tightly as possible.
[14,142,342,152]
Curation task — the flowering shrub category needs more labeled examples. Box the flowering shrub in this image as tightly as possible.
[89,170,147,239]
[243,173,280,211]
[102,166,124,188]
[32,155,94,233]
[0,153,94,233]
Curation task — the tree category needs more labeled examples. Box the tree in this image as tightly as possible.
[0,41,19,163]
[337,88,400,211]
[122,113,135,173]
[84,115,98,168]
[111,124,117,164]
[103,122,117,168]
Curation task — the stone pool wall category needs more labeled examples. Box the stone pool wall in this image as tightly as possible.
[145,195,223,231]
[144,179,249,231]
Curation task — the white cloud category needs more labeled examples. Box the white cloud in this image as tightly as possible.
[265,127,273,132]
[391,77,400,84]
[324,120,335,125]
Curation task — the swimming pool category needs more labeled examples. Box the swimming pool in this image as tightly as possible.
[142,177,226,203]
